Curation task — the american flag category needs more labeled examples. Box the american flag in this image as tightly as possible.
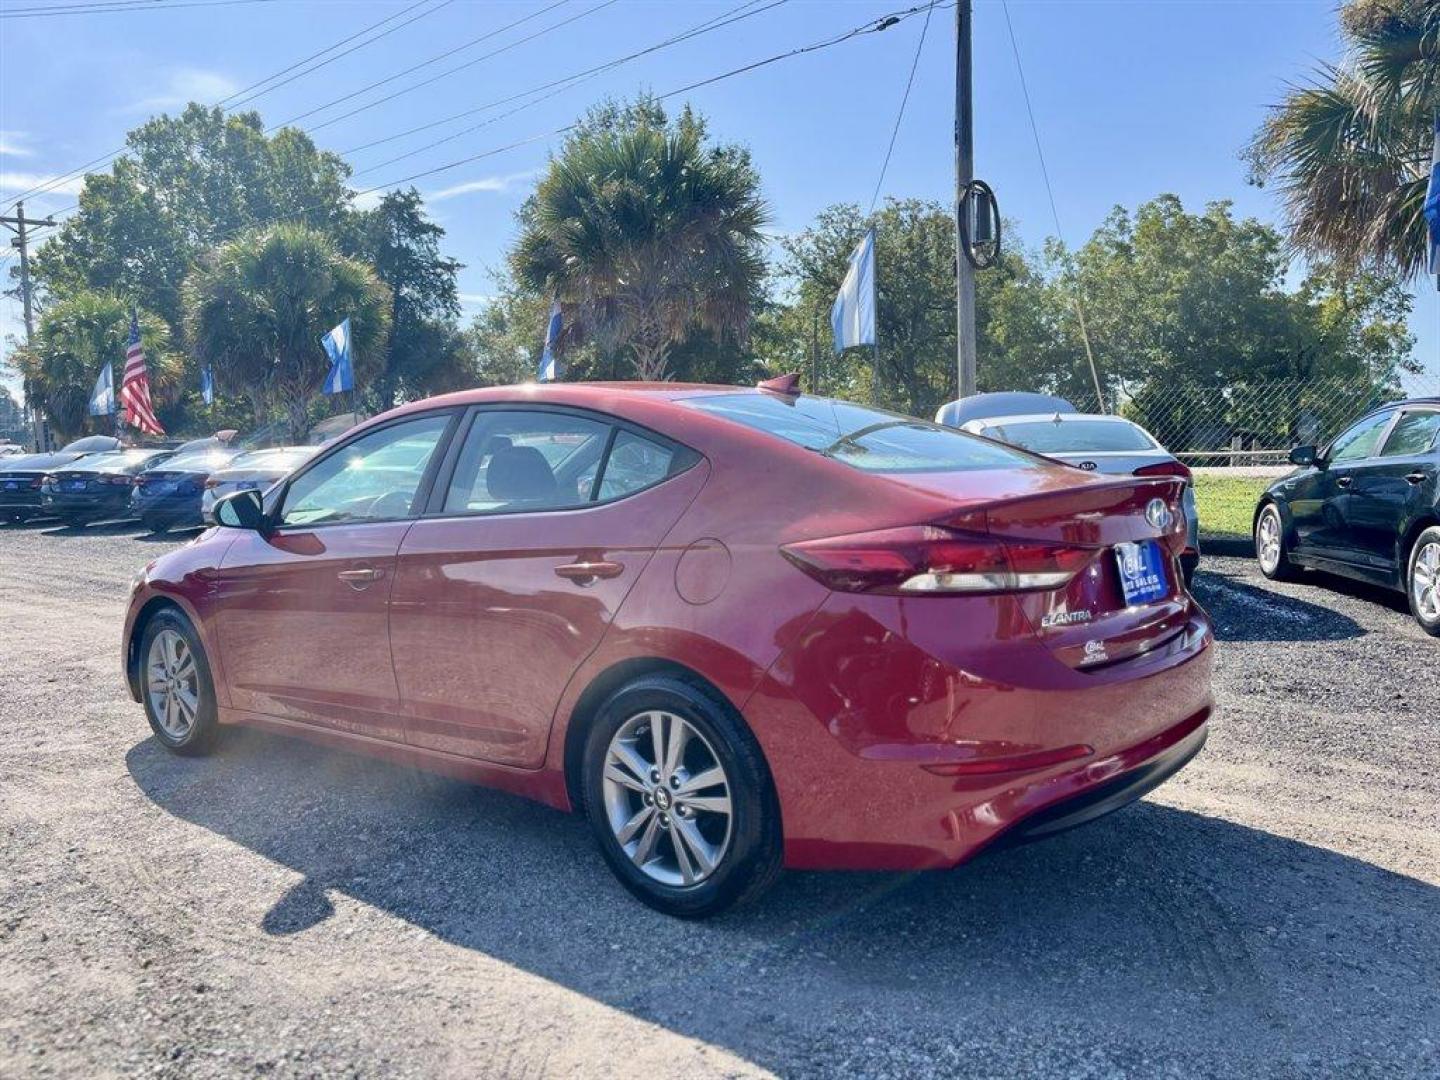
[120,312,164,436]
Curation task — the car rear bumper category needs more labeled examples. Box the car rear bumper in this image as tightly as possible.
[751,592,1214,871]
[43,492,133,518]
[0,489,42,511]
[131,492,202,522]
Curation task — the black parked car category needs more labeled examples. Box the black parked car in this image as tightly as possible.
[1254,398,1440,635]
[41,448,175,526]
[0,436,124,522]
[131,445,243,532]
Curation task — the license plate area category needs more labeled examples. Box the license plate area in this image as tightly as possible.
[1115,540,1168,606]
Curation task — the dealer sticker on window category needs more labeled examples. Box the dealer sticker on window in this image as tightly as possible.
[1115,540,1168,606]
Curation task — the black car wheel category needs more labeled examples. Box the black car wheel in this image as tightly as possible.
[142,515,169,534]
[139,608,220,755]
[1406,526,1440,638]
[1255,503,1302,582]
[580,675,783,918]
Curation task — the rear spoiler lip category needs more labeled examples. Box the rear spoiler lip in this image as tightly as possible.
[937,474,1187,542]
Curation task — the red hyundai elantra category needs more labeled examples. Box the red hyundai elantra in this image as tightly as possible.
[122,381,1213,917]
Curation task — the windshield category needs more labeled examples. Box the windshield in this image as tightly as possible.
[683,394,1040,473]
[986,418,1157,453]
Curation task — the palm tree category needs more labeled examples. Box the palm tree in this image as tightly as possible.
[511,105,768,381]
[183,224,391,441]
[8,291,181,443]
[1247,0,1439,278]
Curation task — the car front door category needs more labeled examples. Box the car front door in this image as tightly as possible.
[387,407,705,767]
[1351,408,1440,578]
[1300,409,1398,562]
[214,411,456,740]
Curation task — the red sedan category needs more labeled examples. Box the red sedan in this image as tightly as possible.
[122,381,1213,917]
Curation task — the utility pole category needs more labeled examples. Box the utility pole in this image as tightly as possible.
[954,0,977,399]
[2,200,57,451]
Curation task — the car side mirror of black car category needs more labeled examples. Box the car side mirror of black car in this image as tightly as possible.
[1289,445,1319,468]
[213,488,266,531]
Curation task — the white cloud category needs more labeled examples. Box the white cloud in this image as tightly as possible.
[349,189,386,212]
[426,168,541,203]
[122,68,239,114]
[0,172,85,196]
[0,132,34,158]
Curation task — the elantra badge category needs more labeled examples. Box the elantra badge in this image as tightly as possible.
[1145,498,1172,530]
[1041,609,1093,628]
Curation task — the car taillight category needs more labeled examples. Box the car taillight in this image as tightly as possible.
[780,526,1095,595]
[1134,460,1192,482]
[107,475,134,486]
[36,475,52,489]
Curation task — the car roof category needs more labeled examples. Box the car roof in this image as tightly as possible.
[968,412,1139,427]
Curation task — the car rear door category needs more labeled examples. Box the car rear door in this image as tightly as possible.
[213,411,457,740]
[388,407,705,767]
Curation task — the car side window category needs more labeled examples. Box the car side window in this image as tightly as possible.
[1378,411,1440,458]
[597,430,676,500]
[444,411,611,513]
[1327,412,1394,464]
[279,414,451,526]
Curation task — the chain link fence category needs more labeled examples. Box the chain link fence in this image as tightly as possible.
[1117,376,1440,469]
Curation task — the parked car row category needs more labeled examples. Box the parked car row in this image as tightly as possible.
[0,433,316,530]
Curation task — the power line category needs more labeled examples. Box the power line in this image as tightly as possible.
[345,0,783,177]
[0,0,285,20]
[869,0,936,213]
[5,0,451,205]
[999,0,1106,412]
[270,0,591,133]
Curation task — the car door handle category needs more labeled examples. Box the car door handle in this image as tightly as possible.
[1405,471,1427,485]
[337,567,385,588]
[1335,476,1353,488]
[554,560,624,584]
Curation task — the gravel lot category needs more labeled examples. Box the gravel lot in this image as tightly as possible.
[1,520,1436,1079]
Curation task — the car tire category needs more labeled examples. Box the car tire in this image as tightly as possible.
[1255,503,1302,582]
[143,516,169,535]
[139,608,220,756]
[580,675,783,919]
[1406,526,1440,638]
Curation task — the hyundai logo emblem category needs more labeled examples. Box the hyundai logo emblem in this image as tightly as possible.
[1145,498,1172,530]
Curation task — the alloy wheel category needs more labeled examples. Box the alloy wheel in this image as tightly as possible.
[1412,541,1440,625]
[601,710,733,887]
[146,628,200,740]
[1256,508,1282,574]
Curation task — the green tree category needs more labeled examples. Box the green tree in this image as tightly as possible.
[510,98,768,381]
[183,224,392,441]
[7,292,182,442]
[1246,0,1439,277]
[33,106,353,334]
[345,189,468,408]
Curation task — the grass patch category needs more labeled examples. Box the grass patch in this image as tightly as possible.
[1193,474,1270,539]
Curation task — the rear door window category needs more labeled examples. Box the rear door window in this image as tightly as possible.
[443,411,611,513]
[1378,411,1440,457]
[683,393,1039,473]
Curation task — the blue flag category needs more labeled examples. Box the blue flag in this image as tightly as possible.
[200,365,215,406]
[831,228,876,354]
[321,318,354,394]
[538,300,562,382]
[1425,111,1440,286]
[88,362,115,416]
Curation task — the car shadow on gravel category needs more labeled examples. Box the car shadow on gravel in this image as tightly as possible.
[125,729,1438,1073]
[1190,569,1367,642]
[39,520,144,538]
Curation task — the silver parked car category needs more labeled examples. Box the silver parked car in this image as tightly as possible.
[199,445,316,524]
[953,411,1202,586]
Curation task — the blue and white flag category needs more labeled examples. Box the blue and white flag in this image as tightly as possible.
[537,299,562,382]
[831,228,876,354]
[88,362,114,416]
[321,318,354,395]
[1425,111,1440,285]
[200,365,215,406]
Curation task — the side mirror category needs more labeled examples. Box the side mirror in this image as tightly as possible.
[1288,445,1318,468]
[213,488,266,531]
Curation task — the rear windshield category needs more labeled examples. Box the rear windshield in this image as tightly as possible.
[76,450,165,471]
[985,419,1156,453]
[683,394,1040,473]
[229,447,314,471]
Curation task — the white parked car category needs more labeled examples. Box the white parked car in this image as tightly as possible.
[199,446,316,524]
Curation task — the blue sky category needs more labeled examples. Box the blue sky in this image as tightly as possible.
[1,0,1437,402]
